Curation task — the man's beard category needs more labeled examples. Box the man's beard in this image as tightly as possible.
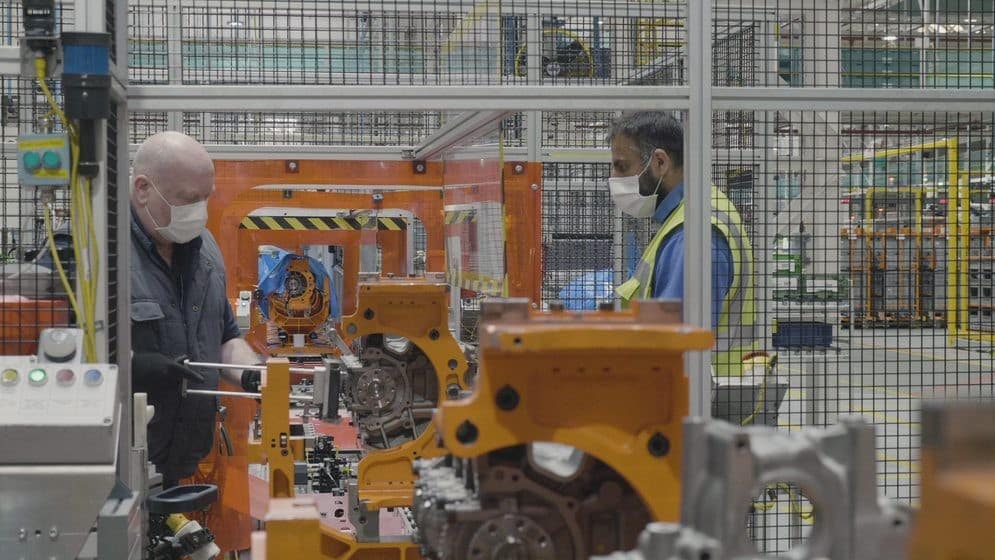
[639,171,662,197]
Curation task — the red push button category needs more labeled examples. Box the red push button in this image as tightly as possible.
[56,369,75,386]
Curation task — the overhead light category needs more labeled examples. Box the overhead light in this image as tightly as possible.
[881,35,899,41]
[965,18,978,23]
[226,19,244,28]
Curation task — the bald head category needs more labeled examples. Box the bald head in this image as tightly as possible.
[133,131,214,197]
[131,132,215,245]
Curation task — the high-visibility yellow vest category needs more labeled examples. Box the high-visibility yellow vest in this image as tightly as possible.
[616,186,758,376]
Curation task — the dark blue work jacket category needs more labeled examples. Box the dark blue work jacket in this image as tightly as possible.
[130,208,240,481]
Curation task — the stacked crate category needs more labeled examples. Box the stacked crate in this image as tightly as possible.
[919,227,948,327]
[840,227,952,328]
[871,229,919,326]
[840,228,869,326]
[967,228,995,333]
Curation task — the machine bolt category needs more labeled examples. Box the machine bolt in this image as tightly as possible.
[48,527,58,540]
[285,160,299,173]
[446,384,460,399]
[363,308,375,320]
[641,522,680,555]
[530,183,539,191]
[455,421,479,444]
[647,433,670,457]
[495,386,520,411]
[513,163,525,174]
[429,329,441,340]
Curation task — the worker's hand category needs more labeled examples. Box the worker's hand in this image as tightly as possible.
[240,369,262,393]
[132,353,206,392]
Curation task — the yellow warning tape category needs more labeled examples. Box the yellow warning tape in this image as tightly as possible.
[444,209,478,225]
[447,270,504,295]
[239,216,407,231]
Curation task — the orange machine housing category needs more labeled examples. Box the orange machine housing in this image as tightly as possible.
[198,158,542,553]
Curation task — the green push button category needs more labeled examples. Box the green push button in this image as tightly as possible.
[28,368,47,386]
[42,151,62,170]
[23,152,42,173]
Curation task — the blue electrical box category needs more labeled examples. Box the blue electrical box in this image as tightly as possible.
[17,133,71,187]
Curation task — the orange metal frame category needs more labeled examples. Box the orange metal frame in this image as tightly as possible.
[209,160,447,350]
[434,300,713,522]
[440,159,542,302]
[198,158,543,554]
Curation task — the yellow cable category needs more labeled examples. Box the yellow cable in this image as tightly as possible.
[37,56,98,361]
[83,177,99,356]
[42,205,82,323]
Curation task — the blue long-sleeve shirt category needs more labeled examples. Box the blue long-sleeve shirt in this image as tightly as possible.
[651,184,734,330]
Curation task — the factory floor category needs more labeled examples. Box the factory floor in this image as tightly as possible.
[773,327,995,505]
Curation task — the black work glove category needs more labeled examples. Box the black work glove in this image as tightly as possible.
[132,353,206,393]
[240,369,262,393]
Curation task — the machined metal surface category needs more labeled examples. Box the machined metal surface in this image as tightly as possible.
[596,417,914,560]
[413,445,652,560]
[347,336,438,450]
[0,466,117,560]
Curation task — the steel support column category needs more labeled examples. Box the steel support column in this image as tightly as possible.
[686,0,714,416]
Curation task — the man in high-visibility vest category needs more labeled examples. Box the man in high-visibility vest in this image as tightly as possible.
[609,112,759,377]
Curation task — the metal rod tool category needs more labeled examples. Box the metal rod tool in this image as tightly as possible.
[184,388,315,402]
[183,359,322,375]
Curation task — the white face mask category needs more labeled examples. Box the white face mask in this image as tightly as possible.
[145,180,208,244]
[608,158,663,218]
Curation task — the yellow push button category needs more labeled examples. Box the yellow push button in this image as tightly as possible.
[1,369,18,386]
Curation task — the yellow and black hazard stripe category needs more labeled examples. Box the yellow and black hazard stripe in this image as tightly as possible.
[447,271,504,294]
[444,209,478,225]
[240,216,407,231]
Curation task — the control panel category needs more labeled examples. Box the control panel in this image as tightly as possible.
[0,329,118,465]
[17,133,71,187]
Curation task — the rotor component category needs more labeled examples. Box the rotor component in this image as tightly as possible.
[466,515,556,560]
[346,335,439,449]
[413,445,652,559]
